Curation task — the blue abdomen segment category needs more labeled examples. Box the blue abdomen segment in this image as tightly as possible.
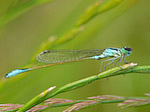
[5,68,30,78]
[88,55,101,60]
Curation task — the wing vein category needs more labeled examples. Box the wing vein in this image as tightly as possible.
[36,49,104,64]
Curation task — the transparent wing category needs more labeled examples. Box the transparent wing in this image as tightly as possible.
[36,49,104,64]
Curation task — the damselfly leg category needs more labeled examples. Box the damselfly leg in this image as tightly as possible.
[100,57,119,72]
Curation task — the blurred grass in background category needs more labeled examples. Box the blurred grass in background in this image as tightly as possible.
[0,0,150,111]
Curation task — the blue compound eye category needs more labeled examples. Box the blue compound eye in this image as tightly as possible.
[122,47,132,56]
[126,52,130,56]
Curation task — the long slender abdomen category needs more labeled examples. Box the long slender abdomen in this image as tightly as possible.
[5,68,30,78]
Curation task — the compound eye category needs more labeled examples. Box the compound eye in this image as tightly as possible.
[126,52,130,56]
[124,47,132,52]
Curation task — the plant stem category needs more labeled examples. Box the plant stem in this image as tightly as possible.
[18,63,138,111]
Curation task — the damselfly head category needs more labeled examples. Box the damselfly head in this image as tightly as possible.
[121,47,132,56]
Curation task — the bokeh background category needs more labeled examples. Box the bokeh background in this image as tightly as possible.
[0,0,150,112]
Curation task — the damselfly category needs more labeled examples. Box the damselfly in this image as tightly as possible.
[5,47,132,78]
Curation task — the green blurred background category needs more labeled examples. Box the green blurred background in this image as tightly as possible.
[0,0,150,111]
